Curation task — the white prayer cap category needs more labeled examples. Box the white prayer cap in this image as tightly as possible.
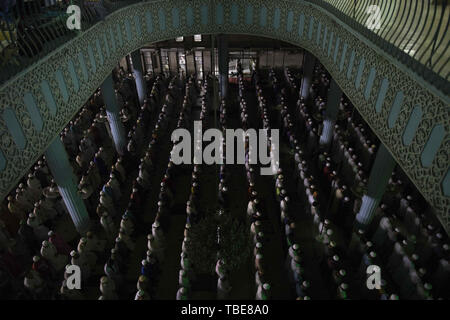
[153,221,160,228]
[333,255,340,262]
[340,283,348,290]
[293,244,299,251]
[42,240,49,247]
[263,283,270,290]
[33,255,40,262]
[256,242,262,248]
[141,259,147,266]
[48,230,54,237]
[256,253,263,260]
[339,269,346,277]
[70,250,77,257]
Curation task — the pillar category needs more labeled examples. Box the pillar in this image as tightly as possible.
[101,73,127,155]
[44,138,91,234]
[130,49,147,106]
[301,52,315,100]
[355,144,397,228]
[217,34,229,99]
[319,79,342,146]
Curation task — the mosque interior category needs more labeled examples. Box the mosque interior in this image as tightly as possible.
[0,0,448,301]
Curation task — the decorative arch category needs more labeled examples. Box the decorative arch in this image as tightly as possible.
[0,0,448,231]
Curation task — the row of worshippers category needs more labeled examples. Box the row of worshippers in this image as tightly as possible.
[344,115,377,172]
[94,75,156,223]
[177,78,214,300]
[126,75,167,162]
[176,176,200,300]
[259,74,321,300]
[6,160,68,229]
[329,125,368,192]
[100,75,183,300]
[135,75,189,300]
[75,76,139,214]
[237,77,272,301]
[63,92,104,159]
[215,101,233,299]
[266,86,318,300]
[176,164,205,301]
[96,77,161,244]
